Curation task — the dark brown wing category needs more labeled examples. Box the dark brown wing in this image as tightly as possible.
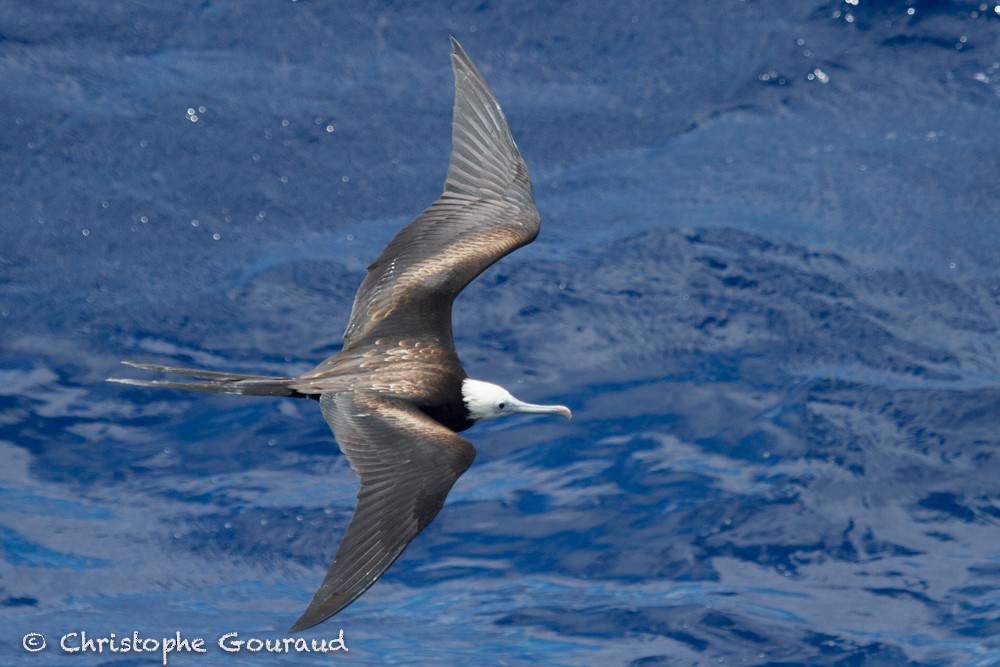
[342,38,540,350]
[288,390,476,633]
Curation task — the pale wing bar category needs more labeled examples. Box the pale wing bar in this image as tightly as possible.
[344,202,531,345]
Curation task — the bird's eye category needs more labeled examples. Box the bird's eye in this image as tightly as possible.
[497,402,507,410]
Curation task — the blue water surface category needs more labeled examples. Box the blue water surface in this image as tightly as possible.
[2,1,999,665]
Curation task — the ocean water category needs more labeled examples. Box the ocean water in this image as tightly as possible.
[2,1,999,665]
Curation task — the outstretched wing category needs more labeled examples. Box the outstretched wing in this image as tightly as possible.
[288,390,476,633]
[342,38,540,349]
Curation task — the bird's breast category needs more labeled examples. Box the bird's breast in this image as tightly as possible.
[420,400,475,433]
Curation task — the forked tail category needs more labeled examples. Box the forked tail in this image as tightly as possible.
[108,361,313,398]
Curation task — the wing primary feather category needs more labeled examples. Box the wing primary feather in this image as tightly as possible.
[340,38,540,349]
[288,392,475,633]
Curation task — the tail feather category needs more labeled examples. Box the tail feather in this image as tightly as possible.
[108,361,312,398]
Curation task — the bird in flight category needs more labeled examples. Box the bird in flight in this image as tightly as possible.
[110,38,571,633]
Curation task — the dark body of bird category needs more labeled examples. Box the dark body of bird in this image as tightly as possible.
[110,38,570,633]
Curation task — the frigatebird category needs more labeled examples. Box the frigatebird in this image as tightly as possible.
[110,38,571,633]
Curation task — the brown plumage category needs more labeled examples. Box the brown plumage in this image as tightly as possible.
[109,38,570,633]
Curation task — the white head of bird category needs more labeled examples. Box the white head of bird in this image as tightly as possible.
[462,379,572,423]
